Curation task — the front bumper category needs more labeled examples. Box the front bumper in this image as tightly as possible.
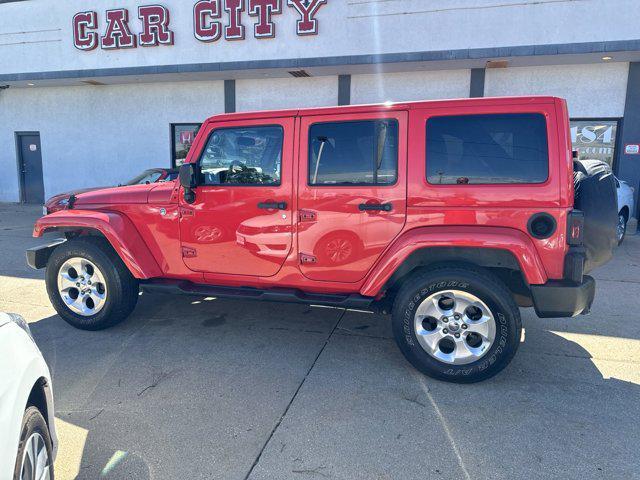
[26,239,66,270]
[530,275,595,318]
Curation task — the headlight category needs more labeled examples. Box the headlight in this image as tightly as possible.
[7,313,34,342]
[44,197,70,215]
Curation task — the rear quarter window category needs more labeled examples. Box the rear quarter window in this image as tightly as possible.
[426,113,549,185]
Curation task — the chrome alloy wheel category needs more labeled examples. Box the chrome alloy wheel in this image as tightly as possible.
[617,214,626,242]
[414,290,496,365]
[19,432,51,480]
[57,257,107,316]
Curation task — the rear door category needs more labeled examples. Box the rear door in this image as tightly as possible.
[297,111,408,283]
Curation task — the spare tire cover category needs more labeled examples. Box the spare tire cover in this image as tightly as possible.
[573,159,618,273]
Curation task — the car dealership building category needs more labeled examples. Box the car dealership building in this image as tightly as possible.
[0,0,639,212]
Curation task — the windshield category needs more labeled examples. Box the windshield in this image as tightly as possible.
[126,170,163,185]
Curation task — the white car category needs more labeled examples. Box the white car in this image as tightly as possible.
[616,176,635,244]
[0,313,56,480]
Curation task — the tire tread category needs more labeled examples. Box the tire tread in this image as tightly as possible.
[13,406,54,480]
[45,236,138,330]
[392,264,522,383]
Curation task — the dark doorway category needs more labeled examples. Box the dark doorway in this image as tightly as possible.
[16,132,45,204]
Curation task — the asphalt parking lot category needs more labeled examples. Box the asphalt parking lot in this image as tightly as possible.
[1,203,639,480]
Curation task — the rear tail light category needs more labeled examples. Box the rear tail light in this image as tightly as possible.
[567,210,585,246]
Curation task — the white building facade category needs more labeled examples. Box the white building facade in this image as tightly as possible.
[1,0,639,210]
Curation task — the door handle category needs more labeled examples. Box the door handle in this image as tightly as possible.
[258,201,287,210]
[359,203,392,212]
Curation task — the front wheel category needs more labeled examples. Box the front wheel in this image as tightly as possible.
[392,266,522,383]
[45,237,139,330]
[13,407,54,480]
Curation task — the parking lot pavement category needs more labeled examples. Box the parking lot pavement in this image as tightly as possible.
[1,203,639,480]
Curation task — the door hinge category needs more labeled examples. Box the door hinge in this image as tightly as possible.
[182,246,197,258]
[180,207,195,218]
[300,253,317,264]
[299,210,317,222]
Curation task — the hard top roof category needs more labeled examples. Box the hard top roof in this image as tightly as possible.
[203,96,560,124]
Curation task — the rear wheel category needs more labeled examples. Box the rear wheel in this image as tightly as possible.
[617,210,628,245]
[13,406,53,480]
[392,266,521,383]
[45,237,139,330]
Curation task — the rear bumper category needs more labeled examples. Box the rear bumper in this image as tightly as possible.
[26,239,66,270]
[530,275,595,318]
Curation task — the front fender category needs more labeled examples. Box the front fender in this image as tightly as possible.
[33,210,162,279]
[360,226,548,297]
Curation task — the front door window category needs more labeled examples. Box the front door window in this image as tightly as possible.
[200,126,283,185]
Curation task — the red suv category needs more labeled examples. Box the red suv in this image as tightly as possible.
[27,97,618,383]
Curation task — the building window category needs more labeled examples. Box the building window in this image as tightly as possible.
[426,113,549,185]
[308,120,399,186]
[172,124,201,167]
[570,119,620,169]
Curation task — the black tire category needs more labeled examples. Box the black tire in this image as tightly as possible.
[13,406,54,480]
[573,159,618,272]
[45,237,139,330]
[617,210,628,246]
[392,266,522,383]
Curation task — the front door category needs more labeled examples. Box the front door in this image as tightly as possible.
[17,133,45,204]
[179,118,295,277]
[297,111,408,283]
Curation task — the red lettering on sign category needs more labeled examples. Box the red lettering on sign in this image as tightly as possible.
[73,1,328,50]
[249,0,281,39]
[194,0,222,42]
[224,0,246,40]
[101,9,137,49]
[73,11,99,51]
[138,5,174,46]
[287,0,327,36]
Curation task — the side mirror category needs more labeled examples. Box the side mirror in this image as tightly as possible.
[179,163,198,204]
[179,163,198,189]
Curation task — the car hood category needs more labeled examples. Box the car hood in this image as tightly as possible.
[46,187,106,206]
[72,183,159,206]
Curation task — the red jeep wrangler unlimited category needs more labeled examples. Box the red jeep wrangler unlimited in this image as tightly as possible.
[27,96,618,383]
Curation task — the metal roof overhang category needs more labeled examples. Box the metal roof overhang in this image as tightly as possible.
[2,39,640,88]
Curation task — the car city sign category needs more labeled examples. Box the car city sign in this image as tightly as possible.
[73,0,328,51]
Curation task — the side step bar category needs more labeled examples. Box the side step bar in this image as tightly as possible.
[140,281,375,310]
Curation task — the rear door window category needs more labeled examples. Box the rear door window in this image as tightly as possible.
[308,119,398,186]
[426,113,549,185]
